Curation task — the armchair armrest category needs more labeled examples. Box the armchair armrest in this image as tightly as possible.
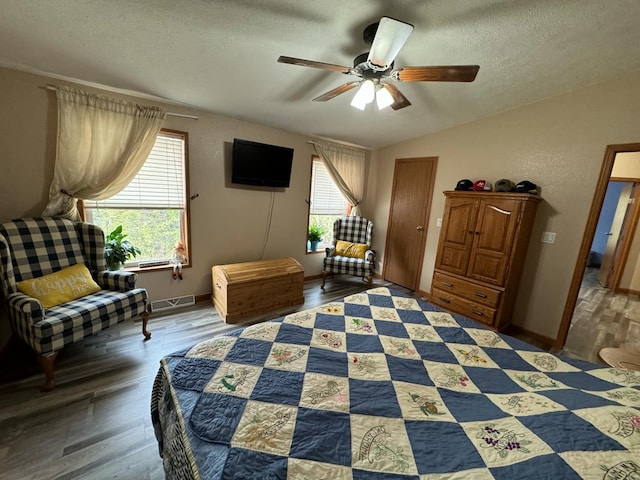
[325,246,336,257]
[7,292,44,324]
[365,249,376,262]
[95,270,137,291]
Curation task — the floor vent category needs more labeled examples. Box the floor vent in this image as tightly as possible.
[151,295,196,312]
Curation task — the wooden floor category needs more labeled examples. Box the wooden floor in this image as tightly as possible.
[0,274,621,479]
[562,267,640,363]
[0,277,411,480]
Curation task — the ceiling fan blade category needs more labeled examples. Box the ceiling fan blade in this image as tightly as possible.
[367,17,414,70]
[397,65,480,82]
[384,84,411,110]
[278,56,352,73]
[313,82,360,102]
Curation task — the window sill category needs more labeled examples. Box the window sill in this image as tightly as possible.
[122,264,191,273]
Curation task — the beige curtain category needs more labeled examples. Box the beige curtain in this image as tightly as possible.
[42,86,166,220]
[310,140,366,216]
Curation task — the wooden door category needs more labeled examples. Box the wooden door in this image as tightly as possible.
[467,198,522,285]
[434,196,479,276]
[383,157,437,290]
[598,183,633,287]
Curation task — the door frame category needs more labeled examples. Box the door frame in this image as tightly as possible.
[382,157,437,292]
[597,181,632,288]
[555,143,640,350]
[604,181,640,291]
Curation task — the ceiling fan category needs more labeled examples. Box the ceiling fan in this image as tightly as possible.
[278,16,479,111]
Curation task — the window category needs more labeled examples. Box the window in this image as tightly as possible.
[84,129,190,268]
[308,157,349,251]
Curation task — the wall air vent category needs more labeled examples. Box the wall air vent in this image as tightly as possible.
[151,295,195,312]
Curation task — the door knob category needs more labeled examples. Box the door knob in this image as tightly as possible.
[416,226,424,230]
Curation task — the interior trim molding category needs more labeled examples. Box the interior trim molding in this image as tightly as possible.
[304,273,324,281]
[417,289,430,299]
[505,325,555,351]
[195,293,211,303]
[616,288,640,296]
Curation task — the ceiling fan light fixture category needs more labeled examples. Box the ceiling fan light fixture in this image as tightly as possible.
[350,80,375,110]
[376,86,394,110]
[278,16,478,113]
[367,17,414,71]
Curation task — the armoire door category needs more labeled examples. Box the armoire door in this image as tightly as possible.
[434,196,479,276]
[383,157,437,290]
[467,198,522,285]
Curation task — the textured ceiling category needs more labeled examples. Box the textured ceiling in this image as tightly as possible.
[1,0,640,149]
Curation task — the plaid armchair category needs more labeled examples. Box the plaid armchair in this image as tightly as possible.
[321,216,375,288]
[0,218,150,391]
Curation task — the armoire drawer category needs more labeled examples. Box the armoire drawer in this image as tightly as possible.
[430,288,497,327]
[432,272,501,308]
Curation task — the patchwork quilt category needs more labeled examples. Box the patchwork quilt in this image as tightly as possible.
[151,287,640,479]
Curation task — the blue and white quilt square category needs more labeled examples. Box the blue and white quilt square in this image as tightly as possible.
[250,368,304,406]
[519,410,628,452]
[171,357,220,391]
[290,408,352,466]
[405,420,485,474]
[349,378,402,417]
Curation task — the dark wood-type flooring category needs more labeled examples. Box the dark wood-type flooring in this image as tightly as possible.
[0,273,631,479]
[0,278,412,479]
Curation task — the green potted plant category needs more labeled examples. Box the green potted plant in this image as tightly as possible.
[308,224,324,251]
[105,225,141,270]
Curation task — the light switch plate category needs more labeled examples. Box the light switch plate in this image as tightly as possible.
[541,232,556,244]
[436,217,442,227]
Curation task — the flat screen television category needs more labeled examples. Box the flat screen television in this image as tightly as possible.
[231,138,294,188]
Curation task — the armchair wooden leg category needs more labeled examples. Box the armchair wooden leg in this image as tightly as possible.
[321,271,327,289]
[142,303,152,341]
[367,276,373,287]
[38,351,59,392]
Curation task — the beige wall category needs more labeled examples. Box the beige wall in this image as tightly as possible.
[3,64,640,345]
[0,67,337,346]
[367,73,640,340]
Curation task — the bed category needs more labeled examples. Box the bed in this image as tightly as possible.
[151,287,640,479]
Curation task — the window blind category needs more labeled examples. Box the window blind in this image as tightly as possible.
[84,133,185,209]
[310,159,348,215]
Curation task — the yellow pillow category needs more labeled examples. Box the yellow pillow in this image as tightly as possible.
[17,263,101,308]
[335,240,368,259]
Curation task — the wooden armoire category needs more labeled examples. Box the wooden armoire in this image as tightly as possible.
[430,191,541,331]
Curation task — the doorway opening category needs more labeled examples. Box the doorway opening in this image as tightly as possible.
[556,144,640,359]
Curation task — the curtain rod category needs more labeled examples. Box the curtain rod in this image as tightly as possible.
[42,85,199,120]
[307,139,370,151]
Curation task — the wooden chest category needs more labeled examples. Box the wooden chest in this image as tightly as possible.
[212,257,304,323]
